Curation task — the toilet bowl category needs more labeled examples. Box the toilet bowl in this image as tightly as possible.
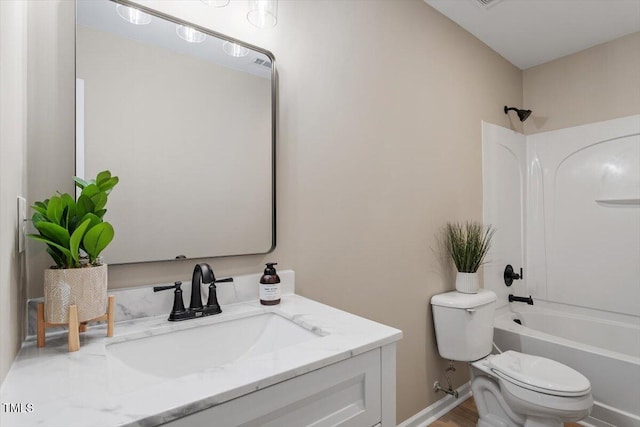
[471,351,593,427]
[431,290,593,427]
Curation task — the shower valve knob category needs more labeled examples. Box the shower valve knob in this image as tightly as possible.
[504,264,523,287]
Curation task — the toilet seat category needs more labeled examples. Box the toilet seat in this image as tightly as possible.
[489,351,591,397]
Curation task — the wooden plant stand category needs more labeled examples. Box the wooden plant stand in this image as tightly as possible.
[36,295,115,352]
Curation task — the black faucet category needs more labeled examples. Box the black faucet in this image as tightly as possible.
[190,263,214,310]
[508,294,534,305]
[154,263,232,321]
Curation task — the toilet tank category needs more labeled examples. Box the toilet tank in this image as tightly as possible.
[431,289,497,361]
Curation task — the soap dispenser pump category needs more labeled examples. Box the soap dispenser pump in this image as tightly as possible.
[260,262,281,305]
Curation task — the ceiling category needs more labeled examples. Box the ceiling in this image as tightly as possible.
[425,0,640,70]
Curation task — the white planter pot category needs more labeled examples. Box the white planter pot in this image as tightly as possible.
[455,272,479,294]
[44,265,108,324]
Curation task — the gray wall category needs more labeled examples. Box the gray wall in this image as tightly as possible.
[0,0,28,384]
[524,31,640,134]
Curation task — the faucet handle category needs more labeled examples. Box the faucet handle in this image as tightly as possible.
[205,283,222,312]
[203,277,231,315]
[153,282,180,292]
[154,281,190,321]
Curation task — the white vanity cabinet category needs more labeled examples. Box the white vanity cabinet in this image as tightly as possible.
[3,282,402,427]
[162,345,397,427]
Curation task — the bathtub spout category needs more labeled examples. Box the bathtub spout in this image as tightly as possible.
[509,294,534,305]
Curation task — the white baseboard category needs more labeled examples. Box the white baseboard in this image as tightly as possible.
[397,382,472,427]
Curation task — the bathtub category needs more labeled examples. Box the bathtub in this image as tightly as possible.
[494,305,640,427]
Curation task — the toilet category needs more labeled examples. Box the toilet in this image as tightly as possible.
[431,289,593,427]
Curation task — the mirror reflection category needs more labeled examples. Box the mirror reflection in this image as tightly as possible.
[76,0,275,264]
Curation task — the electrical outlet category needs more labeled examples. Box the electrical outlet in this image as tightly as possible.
[17,196,26,253]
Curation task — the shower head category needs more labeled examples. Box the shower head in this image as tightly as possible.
[504,106,532,122]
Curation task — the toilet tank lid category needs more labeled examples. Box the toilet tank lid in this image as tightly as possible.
[431,289,496,309]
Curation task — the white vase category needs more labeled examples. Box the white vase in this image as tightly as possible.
[44,264,108,324]
[455,272,479,294]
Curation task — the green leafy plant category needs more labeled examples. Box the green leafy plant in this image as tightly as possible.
[28,171,119,269]
[444,221,495,273]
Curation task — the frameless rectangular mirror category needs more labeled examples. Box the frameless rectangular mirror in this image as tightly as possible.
[76,0,276,264]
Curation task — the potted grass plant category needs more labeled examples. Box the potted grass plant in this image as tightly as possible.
[28,171,118,324]
[444,221,495,293]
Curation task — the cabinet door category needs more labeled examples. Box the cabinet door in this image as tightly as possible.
[162,349,381,427]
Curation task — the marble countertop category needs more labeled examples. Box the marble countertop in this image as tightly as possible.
[1,282,401,427]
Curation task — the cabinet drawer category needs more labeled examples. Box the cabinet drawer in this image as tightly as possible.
[162,349,381,427]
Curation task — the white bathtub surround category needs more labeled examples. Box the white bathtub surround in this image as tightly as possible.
[1,270,402,427]
[483,115,640,312]
[483,116,640,427]
[526,115,640,316]
[481,122,526,308]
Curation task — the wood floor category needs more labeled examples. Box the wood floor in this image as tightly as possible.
[428,397,582,427]
[429,397,478,427]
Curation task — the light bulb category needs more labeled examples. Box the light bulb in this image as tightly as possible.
[176,25,206,43]
[116,4,152,25]
[223,42,250,57]
[247,0,277,28]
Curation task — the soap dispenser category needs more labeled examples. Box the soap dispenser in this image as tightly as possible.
[260,262,281,305]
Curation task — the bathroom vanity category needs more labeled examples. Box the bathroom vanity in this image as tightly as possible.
[0,271,402,427]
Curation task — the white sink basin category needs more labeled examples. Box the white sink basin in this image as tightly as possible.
[107,313,322,378]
